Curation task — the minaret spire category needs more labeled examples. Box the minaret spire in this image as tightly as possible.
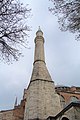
[14,97,17,108]
[38,26,41,31]
[31,27,52,82]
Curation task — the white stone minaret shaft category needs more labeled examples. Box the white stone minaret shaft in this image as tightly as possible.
[24,28,61,120]
[34,28,45,64]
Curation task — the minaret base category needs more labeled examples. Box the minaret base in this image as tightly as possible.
[24,80,61,120]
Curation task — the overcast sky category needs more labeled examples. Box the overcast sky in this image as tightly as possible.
[0,0,80,110]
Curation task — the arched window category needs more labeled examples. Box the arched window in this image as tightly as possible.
[61,117,69,120]
[70,96,78,102]
[60,95,65,108]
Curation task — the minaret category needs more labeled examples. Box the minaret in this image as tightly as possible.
[24,28,61,120]
[14,97,17,108]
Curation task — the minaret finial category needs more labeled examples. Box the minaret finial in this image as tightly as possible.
[36,26,43,36]
[38,26,41,31]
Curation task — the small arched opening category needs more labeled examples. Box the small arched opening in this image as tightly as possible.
[70,96,79,103]
[61,117,69,120]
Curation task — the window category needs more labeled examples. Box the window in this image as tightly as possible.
[70,96,78,102]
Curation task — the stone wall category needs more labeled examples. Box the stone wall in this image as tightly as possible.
[0,99,25,120]
[0,110,14,120]
[56,106,80,120]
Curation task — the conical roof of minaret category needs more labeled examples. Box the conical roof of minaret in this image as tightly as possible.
[30,27,53,82]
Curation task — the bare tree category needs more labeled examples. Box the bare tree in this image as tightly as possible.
[0,0,31,63]
[49,0,80,40]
